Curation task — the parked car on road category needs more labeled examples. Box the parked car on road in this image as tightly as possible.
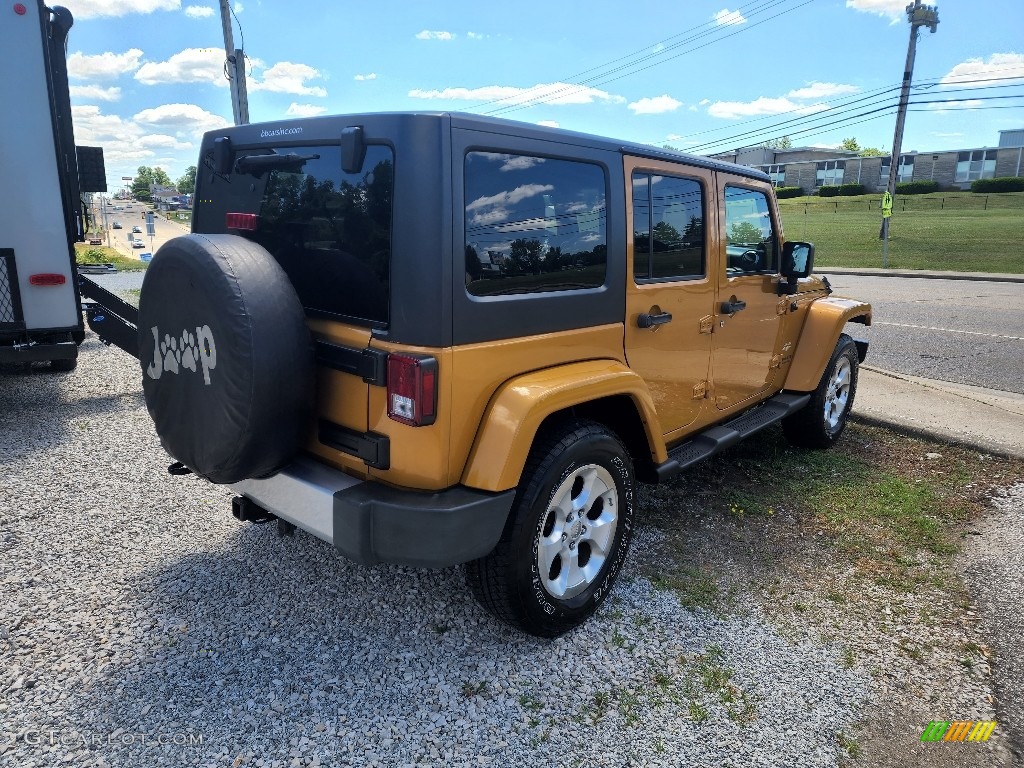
[131,239,144,248]
[132,112,873,637]
[131,225,141,233]
[112,221,122,229]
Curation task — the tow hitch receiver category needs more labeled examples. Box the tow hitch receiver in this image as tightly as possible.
[231,495,275,524]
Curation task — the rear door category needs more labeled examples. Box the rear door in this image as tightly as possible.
[623,156,715,438]
[711,176,785,410]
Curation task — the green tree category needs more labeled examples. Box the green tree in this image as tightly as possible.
[130,166,173,201]
[763,136,793,149]
[859,146,886,157]
[841,137,861,152]
[176,165,197,195]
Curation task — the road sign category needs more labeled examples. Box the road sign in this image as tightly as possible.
[881,191,893,219]
[146,211,156,236]
[122,176,133,181]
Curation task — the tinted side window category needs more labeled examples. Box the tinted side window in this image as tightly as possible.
[211,144,393,326]
[464,152,606,297]
[632,172,705,281]
[723,186,777,274]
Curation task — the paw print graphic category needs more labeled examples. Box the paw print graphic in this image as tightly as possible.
[179,330,199,372]
[160,333,179,374]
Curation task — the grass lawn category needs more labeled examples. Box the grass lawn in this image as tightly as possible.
[778,191,1024,273]
[74,243,148,272]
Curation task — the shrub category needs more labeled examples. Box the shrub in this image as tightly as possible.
[895,180,940,195]
[774,186,803,199]
[971,177,1024,193]
[817,183,865,197]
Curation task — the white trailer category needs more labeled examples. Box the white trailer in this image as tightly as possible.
[0,1,87,370]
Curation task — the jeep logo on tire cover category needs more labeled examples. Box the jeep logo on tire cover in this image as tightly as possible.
[146,325,217,385]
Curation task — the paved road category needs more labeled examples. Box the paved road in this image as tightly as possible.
[105,209,190,261]
[825,274,1024,395]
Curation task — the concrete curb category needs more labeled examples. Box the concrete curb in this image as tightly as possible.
[820,267,1024,283]
[853,367,1024,460]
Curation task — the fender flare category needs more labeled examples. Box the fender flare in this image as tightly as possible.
[783,297,872,392]
[461,360,664,492]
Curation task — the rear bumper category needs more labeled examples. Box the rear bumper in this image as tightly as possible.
[230,457,515,568]
[0,340,77,363]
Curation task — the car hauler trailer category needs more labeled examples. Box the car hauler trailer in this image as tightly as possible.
[0,1,104,371]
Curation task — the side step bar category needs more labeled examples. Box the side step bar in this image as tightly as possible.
[652,392,811,482]
[78,275,140,359]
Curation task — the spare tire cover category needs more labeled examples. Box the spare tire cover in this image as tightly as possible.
[138,234,313,484]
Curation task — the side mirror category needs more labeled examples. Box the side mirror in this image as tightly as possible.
[341,126,366,174]
[781,241,814,279]
[212,136,232,175]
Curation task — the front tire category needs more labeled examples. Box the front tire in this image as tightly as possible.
[466,421,635,638]
[783,333,859,449]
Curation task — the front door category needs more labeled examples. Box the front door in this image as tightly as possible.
[711,180,784,411]
[623,157,715,439]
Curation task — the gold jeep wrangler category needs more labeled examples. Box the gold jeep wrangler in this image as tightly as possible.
[137,112,871,637]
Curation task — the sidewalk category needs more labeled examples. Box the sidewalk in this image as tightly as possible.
[854,366,1024,459]
[822,266,1024,283]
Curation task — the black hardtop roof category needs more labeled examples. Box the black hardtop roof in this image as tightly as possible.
[207,111,770,184]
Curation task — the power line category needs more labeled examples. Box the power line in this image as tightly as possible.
[483,0,814,117]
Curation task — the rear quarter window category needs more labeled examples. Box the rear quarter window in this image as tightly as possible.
[464,152,607,297]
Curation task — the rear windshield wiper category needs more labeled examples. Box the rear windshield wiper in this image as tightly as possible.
[234,152,320,175]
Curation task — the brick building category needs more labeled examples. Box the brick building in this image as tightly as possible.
[707,128,1024,195]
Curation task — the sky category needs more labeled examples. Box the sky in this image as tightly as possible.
[56,0,1024,192]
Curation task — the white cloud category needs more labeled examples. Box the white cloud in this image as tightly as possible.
[926,99,984,112]
[354,73,377,81]
[234,1,243,12]
[787,82,860,99]
[845,0,905,21]
[713,8,747,25]
[699,99,711,106]
[628,95,682,115]
[134,103,230,136]
[416,30,455,40]
[537,120,560,128]
[184,5,214,17]
[250,62,327,97]
[940,53,1024,87]
[61,0,180,18]
[707,96,829,119]
[467,32,487,40]
[69,85,122,101]
[135,48,225,86]
[285,103,327,117]
[652,43,665,53]
[138,134,194,150]
[67,49,143,80]
[932,132,965,138]
[409,82,624,107]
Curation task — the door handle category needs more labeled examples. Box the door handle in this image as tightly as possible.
[720,298,747,315]
[637,311,673,329]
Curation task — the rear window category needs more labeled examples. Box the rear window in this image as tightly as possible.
[199,144,394,326]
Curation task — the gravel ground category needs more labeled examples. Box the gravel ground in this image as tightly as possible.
[0,332,872,766]
[961,483,1024,763]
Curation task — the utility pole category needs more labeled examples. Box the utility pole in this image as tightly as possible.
[880,0,939,241]
[219,0,249,125]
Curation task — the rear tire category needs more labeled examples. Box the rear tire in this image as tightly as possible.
[783,333,858,449]
[466,420,635,638]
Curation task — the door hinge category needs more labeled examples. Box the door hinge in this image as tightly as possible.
[699,315,713,334]
[776,299,789,315]
[692,380,708,399]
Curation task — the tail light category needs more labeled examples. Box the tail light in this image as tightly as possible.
[226,212,259,231]
[387,353,437,426]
